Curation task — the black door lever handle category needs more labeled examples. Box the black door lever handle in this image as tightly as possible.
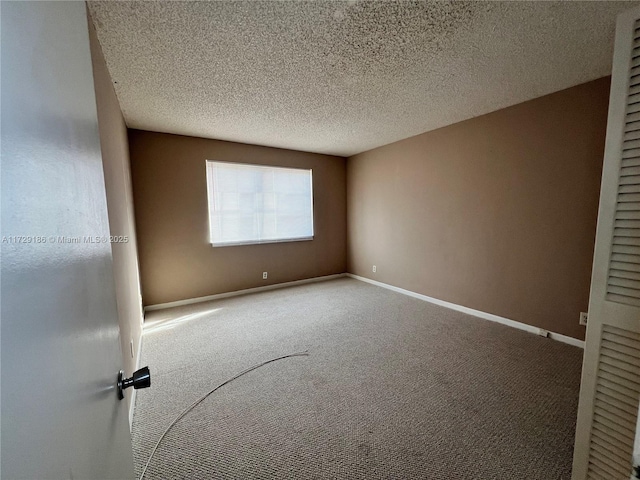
[117,367,151,400]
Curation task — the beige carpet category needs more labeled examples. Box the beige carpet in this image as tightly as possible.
[132,277,583,479]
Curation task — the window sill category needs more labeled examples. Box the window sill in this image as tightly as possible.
[210,236,314,248]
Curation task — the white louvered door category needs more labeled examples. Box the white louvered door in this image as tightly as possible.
[572,6,640,480]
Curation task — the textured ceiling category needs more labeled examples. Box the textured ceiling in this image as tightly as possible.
[89,1,636,157]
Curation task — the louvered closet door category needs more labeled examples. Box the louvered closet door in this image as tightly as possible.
[572,7,640,480]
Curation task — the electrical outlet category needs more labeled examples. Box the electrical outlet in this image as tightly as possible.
[579,312,588,326]
[537,328,550,338]
[262,272,268,280]
[130,339,134,358]
[372,265,376,273]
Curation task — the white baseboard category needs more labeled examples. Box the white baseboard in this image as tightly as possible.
[128,332,143,430]
[547,331,585,348]
[144,273,347,313]
[347,274,585,349]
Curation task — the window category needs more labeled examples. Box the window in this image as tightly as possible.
[206,161,314,247]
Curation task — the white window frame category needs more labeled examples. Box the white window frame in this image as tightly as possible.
[205,160,314,247]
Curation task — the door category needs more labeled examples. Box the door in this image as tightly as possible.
[572,6,640,480]
[1,2,135,479]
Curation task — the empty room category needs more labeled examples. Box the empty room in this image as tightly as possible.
[2,1,640,479]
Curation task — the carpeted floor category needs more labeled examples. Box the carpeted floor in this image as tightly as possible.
[132,277,583,479]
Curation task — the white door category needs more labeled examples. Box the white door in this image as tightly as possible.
[1,2,135,479]
[572,6,640,480]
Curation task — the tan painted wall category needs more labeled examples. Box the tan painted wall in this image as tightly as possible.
[129,130,347,306]
[347,77,611,341]
[88,14,143,400]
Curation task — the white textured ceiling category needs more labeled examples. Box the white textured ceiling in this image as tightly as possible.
[89,1,637,157]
